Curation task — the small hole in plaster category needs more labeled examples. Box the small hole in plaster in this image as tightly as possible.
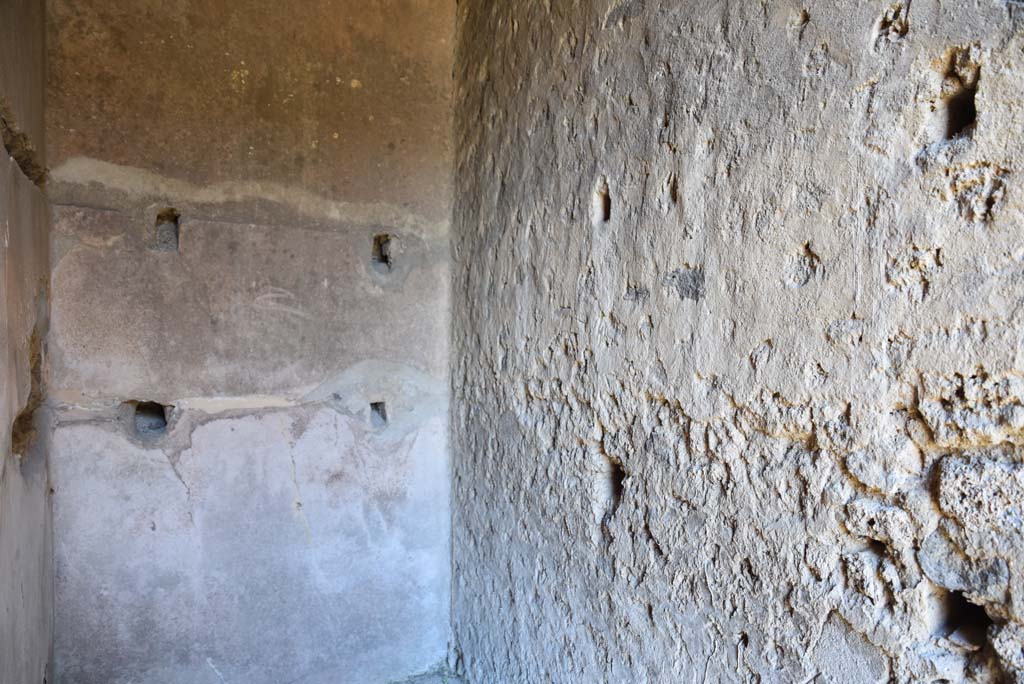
[153,208,180,252]
[926,46,982,145]
[866,538,888,558]
[940,590,993,650]
[595,455,625,522]
[592,176,611,226]
[372,234,393,273]
[943,86,977,140]
[370,402,388,428]
[133,401,170,438]
[609,461,624,510]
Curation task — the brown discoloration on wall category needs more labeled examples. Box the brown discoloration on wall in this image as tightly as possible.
[47,0,455,224]
[1,4,53,682]
[1,0,47,157]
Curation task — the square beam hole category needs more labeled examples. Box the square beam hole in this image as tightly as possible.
[134,401,170,438]
[372,234,393,274]
[370,401,388,428]
[154,208,181,252]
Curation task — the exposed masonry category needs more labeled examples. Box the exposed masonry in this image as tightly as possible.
[450,2,1024,683]
[10,327,45,457]
[0,98,46,186]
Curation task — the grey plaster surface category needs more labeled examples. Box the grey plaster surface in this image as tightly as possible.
[0,427,52,684]
[53,405,450,684]
[49,206,448,403]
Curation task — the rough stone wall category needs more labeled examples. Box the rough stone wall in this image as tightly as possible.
[45,2,455,683]
[0,1,53,682]
[451,2,1024,683]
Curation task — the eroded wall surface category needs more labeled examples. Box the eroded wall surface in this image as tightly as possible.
[0,1,53,682]
[46,2,454,682]
[451,2,1024,683]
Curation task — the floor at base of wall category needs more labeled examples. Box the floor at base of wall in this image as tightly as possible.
[399,673,465,684]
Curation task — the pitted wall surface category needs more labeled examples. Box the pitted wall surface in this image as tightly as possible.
[451,2,1024,682]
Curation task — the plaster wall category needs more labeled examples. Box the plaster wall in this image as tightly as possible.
[451,2,1024,683]
[0,147,52,684]
[0,1,53,682]
[45,2,455,682]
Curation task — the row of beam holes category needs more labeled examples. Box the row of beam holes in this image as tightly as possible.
[152,210,398,272]
[152,209,397,276]
[134,399,386,435]
[147,215,392,429]
[131,398,387,438]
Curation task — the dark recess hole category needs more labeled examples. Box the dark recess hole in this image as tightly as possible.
[941,590,993,649]
[599,189,611,222]
[592,176,611,226]
[944,86,977,140]
[370,401,388,428]
[372,234,393,273]
[867,538,888,558]
[609,461,624,509]
[602,456,625,519]
[134,402,170,438]
[154,208,180,252]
